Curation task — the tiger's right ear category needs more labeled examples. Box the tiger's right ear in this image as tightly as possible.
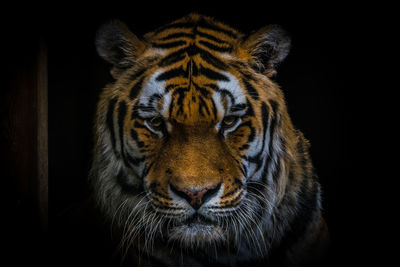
[95,20,146,78]
[240,25,291,77]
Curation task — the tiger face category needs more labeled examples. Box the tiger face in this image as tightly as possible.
[135,68,257,246]
[92,14,327,264]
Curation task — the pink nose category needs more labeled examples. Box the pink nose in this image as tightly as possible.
[170,183,221,209]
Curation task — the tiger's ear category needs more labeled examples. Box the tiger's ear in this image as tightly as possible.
[241,25,291,77]
[95,20,146,78]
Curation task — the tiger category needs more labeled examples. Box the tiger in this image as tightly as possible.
[91,13,330,267]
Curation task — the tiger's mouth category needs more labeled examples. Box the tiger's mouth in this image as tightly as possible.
[181,213,217,227]
[167,213,225,246]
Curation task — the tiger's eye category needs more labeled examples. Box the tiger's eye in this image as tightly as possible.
[222,116,237,127]
[150,116,163,128]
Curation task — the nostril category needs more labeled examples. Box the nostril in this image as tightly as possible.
[170,184,193,204]
[170,183,221,210]
[201,182,221,204]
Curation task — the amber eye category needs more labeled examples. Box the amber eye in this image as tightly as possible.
[148,116,164,130]
[221,116,238,128]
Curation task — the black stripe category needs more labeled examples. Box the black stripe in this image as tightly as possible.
[231,103,247,112]
[198,18,238,39]
[135,104,156,113]
[234,177,244,187]
[230,60,249,69]
[199,65,229,81]
[117,170,142,194]
[272,157,282,183]
[168,97,175,119]
[240,70,257,82]
[152,40,187,49]
[265,102,276,156]
[118,101,127,157]
[237,120,256,149]
[259,158,270,185]
[158,48,187,67]
[228,190,244,205]
[149,93,163,105]
[240,163,247,177]
[131,104,147,120]
[191,58,199,76]
[156,67,187,81]
[160,32,195,41]
[199,40,233,53]
[128,68,146,81]
[245,153,263,167]
[125,151,145,166]
[172,87,190,115]
[152,22,195,35]
[243,79,259,100]
[130,129,145,148]
[262,102,270,138]
[143,161,154,177]
[106,98,118,152]
[207,83,235,104]
[133,121,146,128]
[129,77,144,100]
[248,102,270,176]
[262,101,279,182]
[198,47,229,70]
[165,84,176,92]
[244,98,255,117]
[196,29,231,45]
[152,190,173,201]
[158,44,228,70]
[239,144,249,150]
[192,81,211,97]
[222,188,239,198]
[185,43,200,56]
[198,96,210,117]
[150,184,174,200]
[211,98,218,120]
[269,101,279,122]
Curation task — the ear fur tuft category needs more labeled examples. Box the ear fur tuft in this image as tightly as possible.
[244,25,291,77]
[95,20,146,78]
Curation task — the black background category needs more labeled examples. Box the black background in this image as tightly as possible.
[3,2,378,266]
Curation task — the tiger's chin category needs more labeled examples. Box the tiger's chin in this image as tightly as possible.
[167,216,226,248]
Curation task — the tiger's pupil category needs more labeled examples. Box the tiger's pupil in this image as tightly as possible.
[222,116,237,127]
[150,117,163,128]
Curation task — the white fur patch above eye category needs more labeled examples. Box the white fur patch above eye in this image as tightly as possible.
[135,71,174,122]
[217,72,246,105]
[213,73,247,133]
[138,71,166,106]
[160,92,172,118]
[212,93,225,119]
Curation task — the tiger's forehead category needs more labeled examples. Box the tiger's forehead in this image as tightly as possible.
[137,69,246,124]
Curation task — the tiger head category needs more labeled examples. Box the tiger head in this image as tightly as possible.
[92,14,299,256]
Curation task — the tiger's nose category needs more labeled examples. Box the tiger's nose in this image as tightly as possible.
[170,183,221,210]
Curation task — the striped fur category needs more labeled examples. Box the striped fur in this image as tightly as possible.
[91,14,329,266]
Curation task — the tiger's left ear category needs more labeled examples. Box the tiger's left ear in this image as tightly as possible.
[95,20,147,78]
[241,25,291,77]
